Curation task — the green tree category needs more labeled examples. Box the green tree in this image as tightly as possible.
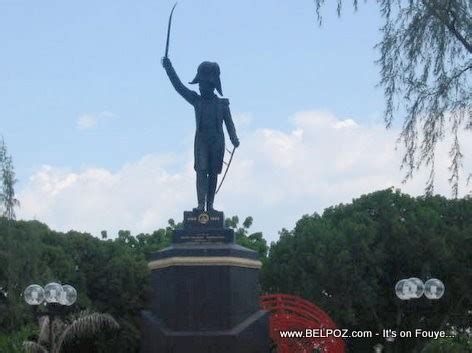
[0,326,36,353]
[0,137,20,220]
[0,220,151,353]
[263,189,472,352]
[132,219,175,258]
[314,0,471,196]
[23,311,119,353]
[421,333,472,353]
[225,215,268,259]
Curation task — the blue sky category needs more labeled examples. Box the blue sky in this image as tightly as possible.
[2,1,469,240]
[2,0,383,177]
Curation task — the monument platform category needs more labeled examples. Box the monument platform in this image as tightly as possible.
[141,210,269,353]
[172,209,234,243]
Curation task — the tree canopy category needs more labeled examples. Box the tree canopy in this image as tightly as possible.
[23,311,120,353]
[0,138,19,220]
[262,188,472,352]
[0,220,150,353]
[314,0,472,196]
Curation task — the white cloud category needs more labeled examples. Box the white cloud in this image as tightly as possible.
[76,111,116,130]
[19,110,472,242]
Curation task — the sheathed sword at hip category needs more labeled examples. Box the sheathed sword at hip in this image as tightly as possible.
[216,146,236,194]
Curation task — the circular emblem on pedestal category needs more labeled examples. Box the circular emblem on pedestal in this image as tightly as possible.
[198,213,209,224]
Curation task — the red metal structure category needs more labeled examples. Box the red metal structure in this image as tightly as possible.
[260,294,345,353]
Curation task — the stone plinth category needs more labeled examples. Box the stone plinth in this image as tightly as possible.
[140,210,269,353]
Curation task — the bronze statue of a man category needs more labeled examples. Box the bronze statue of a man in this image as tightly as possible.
[162,57,240,212]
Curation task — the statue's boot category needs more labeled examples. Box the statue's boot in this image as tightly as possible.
[193,203,205,212]
[206,202,219,213]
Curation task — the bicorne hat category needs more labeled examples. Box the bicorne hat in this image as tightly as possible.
[189,61,223,96]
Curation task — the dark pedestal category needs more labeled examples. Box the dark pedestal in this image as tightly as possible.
[141,210,269,353]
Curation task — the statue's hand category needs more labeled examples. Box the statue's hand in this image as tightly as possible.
[232,138,240,148]
[161,57,172,70]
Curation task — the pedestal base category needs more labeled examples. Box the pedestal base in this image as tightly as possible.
[140,211,269,353]
[141,309,269,353]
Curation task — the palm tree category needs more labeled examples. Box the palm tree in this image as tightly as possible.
[23,311,119,353]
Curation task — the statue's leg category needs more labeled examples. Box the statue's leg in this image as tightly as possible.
[195,171,207,211]
[206,172,218,211]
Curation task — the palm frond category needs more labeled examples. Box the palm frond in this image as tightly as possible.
[57,312,119,350]
[37,316,50,345]
[23,341,48,353]
[37,315,67,351]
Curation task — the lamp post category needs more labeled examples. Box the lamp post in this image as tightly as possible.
[395,278,445,301]
[393,278,445,352]
[24,283,77,352]
[374,343,384,353]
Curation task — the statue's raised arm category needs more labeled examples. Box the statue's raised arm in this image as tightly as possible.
[162,58,198,105]
[160,4,239,212]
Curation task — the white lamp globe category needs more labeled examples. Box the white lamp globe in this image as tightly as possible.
[395,279,412,300]
[59,285,77,306]
[24,285,45,305]
[44,282,63,303]
[424,278,445,300]
[407,277,425,299]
